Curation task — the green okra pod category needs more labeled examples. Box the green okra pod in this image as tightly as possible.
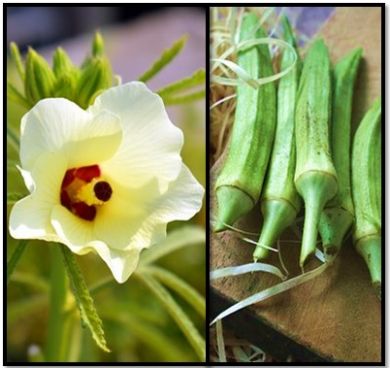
[352,98,381,291]
[294,39,338,266]
[253,15,302,261]
[319,48,363,256]
[214,13,276,232]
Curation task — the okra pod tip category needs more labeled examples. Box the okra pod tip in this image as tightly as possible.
[355,235,381,296]
[296,171,338,266]
[253,199,298,261]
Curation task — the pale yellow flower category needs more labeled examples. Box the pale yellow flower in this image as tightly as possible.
[9,82,204,283]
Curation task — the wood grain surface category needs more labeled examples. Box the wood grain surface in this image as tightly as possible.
[210,7,382,363]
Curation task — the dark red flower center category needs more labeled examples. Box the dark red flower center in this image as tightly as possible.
[60,164,112,221]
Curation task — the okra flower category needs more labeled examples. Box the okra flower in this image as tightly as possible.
[9,82,204,283]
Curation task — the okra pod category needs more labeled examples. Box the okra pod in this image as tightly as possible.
[294,39,338,266]
[352,98,381,290]
[253,16,302,261]
[318,48,362,256]
[214,13,276,232]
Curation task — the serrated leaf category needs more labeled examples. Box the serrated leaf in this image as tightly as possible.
[140,225,205,266]
[138,35,188,82]
[157,68,205,97]
[136,273,205,361]
[162,90,205,105]
[60,245,110,353]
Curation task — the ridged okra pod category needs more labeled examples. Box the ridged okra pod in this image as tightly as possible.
[294,39,338,266]
[214,13,276,232]
[352,98,381,291]
[253,16,302,261]
[319,48,362,256]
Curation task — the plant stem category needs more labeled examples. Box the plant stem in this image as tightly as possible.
[45,245,67,362]
[7,240,28,284]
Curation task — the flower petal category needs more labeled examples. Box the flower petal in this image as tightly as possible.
[92,176,159,250]
[91,82,184,191]
[20,98,122,170]
[149,163,205,223]
[90,243,141,283]
[9,151,67,241]
[125,164,203,250]
[16,165,35,193]
[51,205,94,254]
[51,204,141,283]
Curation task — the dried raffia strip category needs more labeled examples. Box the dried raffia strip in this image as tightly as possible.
[241,237,279,253]
[210,250,334,325]
[219,222,259,236]
[211,38,297,87]
[216,320,227,362]
[210,262,285,281]
[277,240,290,276]
[210,93,236,110]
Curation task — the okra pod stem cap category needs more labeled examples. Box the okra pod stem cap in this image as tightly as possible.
[214,186,254,233]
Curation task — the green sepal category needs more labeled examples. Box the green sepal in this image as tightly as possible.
[92,32,105,57]
[25,48,56,104]
[76,56,112,108]
[52,47,76,77]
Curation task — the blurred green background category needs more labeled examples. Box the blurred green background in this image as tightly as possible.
[7,6,205,363]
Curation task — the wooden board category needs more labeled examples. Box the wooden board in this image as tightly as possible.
[210,7,382,363]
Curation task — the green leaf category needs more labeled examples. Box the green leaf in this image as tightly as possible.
[7,124,20,152]
[138,35,188,82]
[136,272,205,361]
[60,245,110,353]
[142,266,205,318]
[7,158,20,170]
[162,90,205,105]
[140,225,205,266]
[10,271,49,292]
[8,294,48,324]
[7,81,31,109]
[101,310,190,362]
[7,240,28,284]
[7,192,26,205]
[157,68,205,97]
[10,42,25,81]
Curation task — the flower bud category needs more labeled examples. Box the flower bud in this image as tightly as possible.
[92,32,105,57]
[54,72,77,100]
[76,56,112,108]
[52,47,74,77]
[24,48,56,104]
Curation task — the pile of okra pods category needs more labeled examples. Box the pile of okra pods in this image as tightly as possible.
[213,12,381,294]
